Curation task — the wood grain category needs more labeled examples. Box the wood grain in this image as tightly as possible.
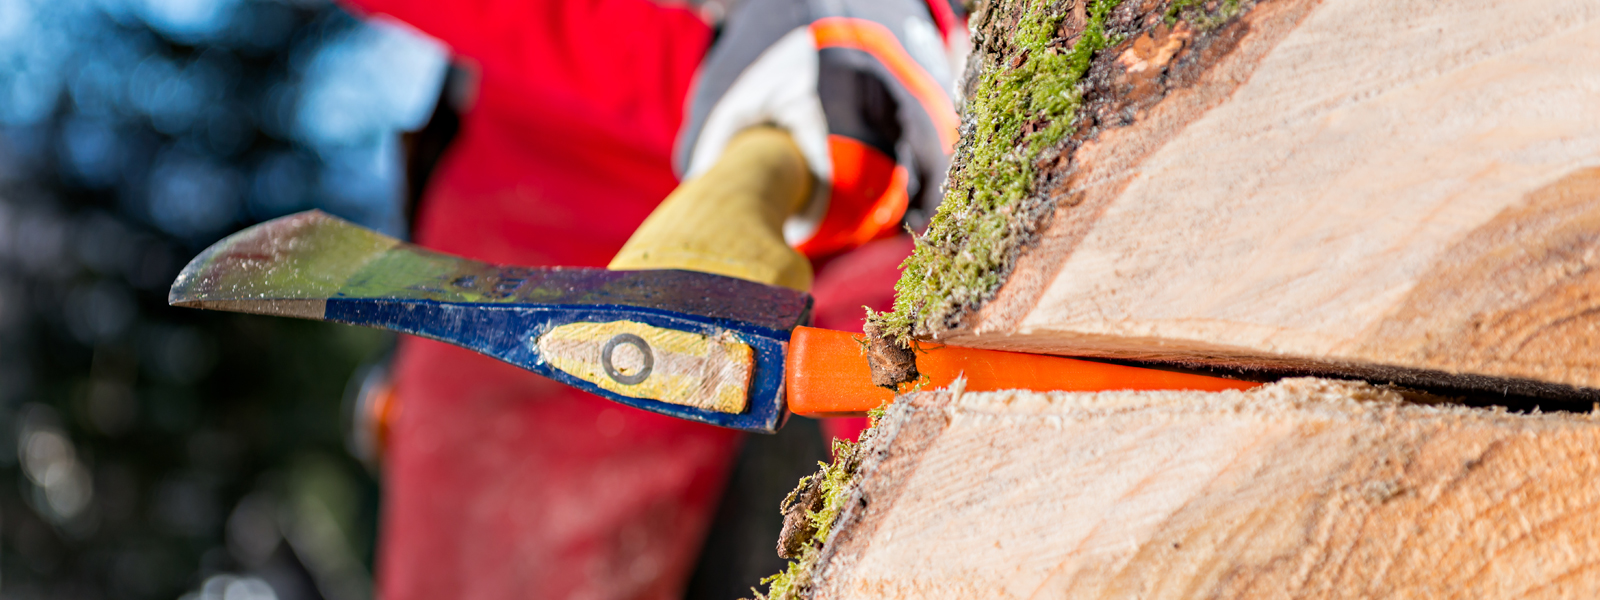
[809,379,1600,599]
[945,0,1600,395]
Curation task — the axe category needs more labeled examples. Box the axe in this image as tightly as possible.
[168,210,1252,433]
[170,129,1252,433]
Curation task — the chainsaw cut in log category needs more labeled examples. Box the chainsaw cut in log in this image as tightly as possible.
[800,380,1600,599]
[774,1,1600,597]
[872,0,1600,398]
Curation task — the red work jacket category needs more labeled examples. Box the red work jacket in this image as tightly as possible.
[338,1,896,598]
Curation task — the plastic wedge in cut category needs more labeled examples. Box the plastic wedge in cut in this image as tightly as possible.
[170,210,813,433]
[784,327,1260,418]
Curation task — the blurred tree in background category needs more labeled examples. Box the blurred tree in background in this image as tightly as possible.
[0,0,448,597]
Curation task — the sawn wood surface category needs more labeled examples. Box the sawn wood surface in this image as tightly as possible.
[948,0,1600,395]
[809,379,1600,599]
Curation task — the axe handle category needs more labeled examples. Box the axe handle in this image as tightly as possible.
[785,327,1260,418]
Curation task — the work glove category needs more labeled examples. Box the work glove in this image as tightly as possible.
[609,0,964,291]
[611,126,815,290]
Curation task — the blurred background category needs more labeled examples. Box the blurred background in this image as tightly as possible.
[0,0,455,597]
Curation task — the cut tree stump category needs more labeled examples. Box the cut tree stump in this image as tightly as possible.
[910,0,1600,397]
[806,379,1600,599]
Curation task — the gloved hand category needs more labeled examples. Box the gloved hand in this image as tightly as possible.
[611,0,963,288]
[609,126,815,291]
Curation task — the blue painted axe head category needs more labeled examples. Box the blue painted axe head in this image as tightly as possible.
[169,210,813,433]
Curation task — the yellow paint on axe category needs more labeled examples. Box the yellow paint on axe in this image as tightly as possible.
[536,321,754,414]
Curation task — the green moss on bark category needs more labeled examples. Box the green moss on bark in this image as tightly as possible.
[871,0,1124,342]
[751,438,862,600]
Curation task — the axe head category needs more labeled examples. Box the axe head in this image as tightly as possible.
[170,210,812,433]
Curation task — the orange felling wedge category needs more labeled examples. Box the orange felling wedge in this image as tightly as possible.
[785,326,1259,418]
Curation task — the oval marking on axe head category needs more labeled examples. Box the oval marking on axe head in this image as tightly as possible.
[536,321,753,414]
[601,333,654,385]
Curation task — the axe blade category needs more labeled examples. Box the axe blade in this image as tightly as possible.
[170,210,811,433]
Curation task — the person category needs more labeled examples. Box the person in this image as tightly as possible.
[335,0,965,597]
